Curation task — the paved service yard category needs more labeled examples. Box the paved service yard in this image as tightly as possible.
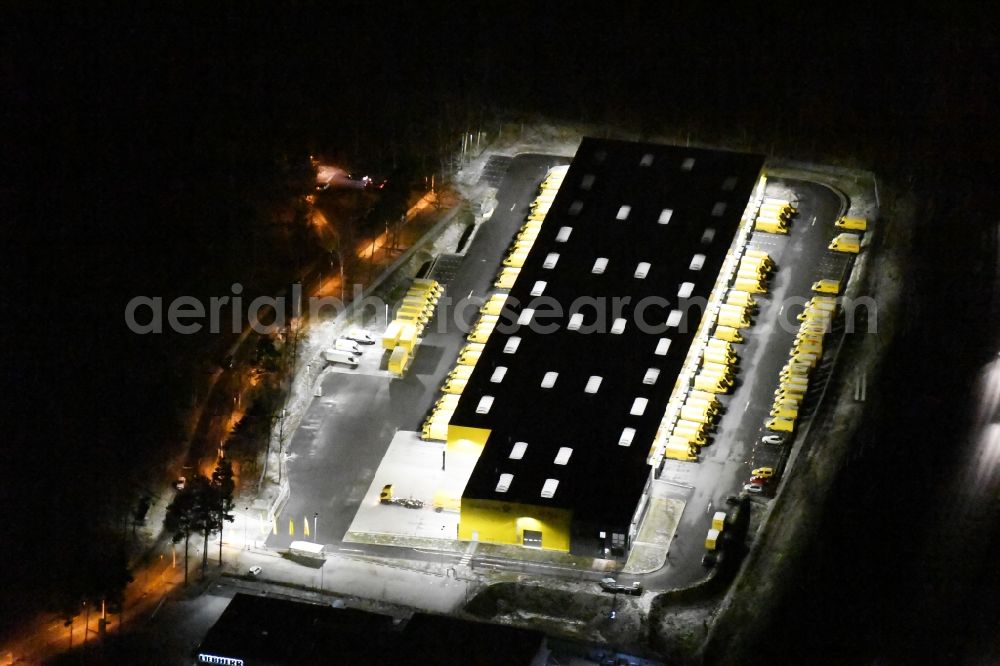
[346,430,469,542]
[649,177,855,588]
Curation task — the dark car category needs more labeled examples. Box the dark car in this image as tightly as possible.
[599,577,643,595]
[701,552,718,568]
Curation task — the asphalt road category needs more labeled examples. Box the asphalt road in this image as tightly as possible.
[648,178,849,587]
[269,154,571,550]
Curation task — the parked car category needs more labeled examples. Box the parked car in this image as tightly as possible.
[172,476,186,491]
[344,329,376,345]
[599,577,642,595]
[751,467,775,478]
[724,495,741,506]
[750,476,770,485]
[743,483,764,494]
[761,435,785,445]
[248,565,262,577]
[701,552,718,568]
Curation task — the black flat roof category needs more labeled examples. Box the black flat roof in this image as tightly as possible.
[453,138,763,525]
[195,593,545,665]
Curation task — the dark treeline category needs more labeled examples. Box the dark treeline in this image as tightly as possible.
[2,5,996,649]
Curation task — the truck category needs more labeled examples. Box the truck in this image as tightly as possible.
[322,349,359,368]
[333,338,362,354]
[396,322,418,353]
[835,216,867,231]
[665,438,698,461]
[421,418,449,441]
[495,267,520,289]
[289,540,326,560]
[714,325,743,343]
[457,349,482,366]
[829,233,861,254]
[382,320,403,350]
[481,295,508,316]
[378,484,424,509]
[695,374,730,394]
[388,346,410,376]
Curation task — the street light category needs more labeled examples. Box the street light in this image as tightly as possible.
[244,506,250,550]
[329,249,344,303]
[313,512,318,543]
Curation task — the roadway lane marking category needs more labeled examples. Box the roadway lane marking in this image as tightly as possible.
[811,215,817,226]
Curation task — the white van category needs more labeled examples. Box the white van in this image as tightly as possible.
[323,349,359,368]
[334,338,362,354]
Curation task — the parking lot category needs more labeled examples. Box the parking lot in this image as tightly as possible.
[651,177,856,586]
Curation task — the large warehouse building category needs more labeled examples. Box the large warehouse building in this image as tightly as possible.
[448,138,764,556]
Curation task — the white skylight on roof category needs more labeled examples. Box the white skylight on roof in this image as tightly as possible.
[678,281,695,298]
[681,157,696,171]
[655,338,672,356]
[555,226,573,242]
[689,254,706,270]
[722,176,738,191]
[543,252,559,269]
[517,308,535,326]
[568,313,584,331]
[702,228,716,244]
[592,257,609,274]
[634,261,651,279]
[619,427,636,447]
[585,376,603,393]
[554,447,573,465]
[666,309,683,328]
[640,153,654,167]
[496,473,513,493]
[541,371,559,388]
[476,396,494,414]
[581,174,595,190]
[509,441,528,460]
[530,280,547,297]
[503,337,521,354]
[630,397,648,416]
[490,366,508,383]
[711,201,727,217]
[643,368,660,385]
[568,200,584,216]
[658,208,673,224]
[611,318,627,334]
[616,205,631,221]
[540,478,559,498]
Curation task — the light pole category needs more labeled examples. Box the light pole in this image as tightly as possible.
[330,248,344,303]
[313,513,318,543]
[244,506,250,550]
